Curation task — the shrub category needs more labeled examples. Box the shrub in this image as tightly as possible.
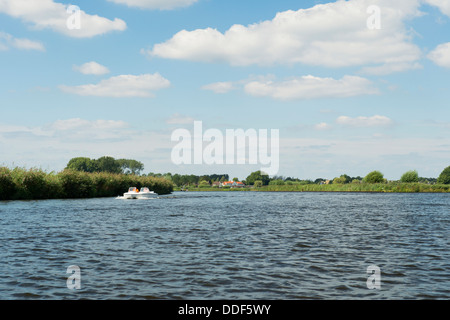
[0,167,16,200]
[44,172,64,199]
[0,167,173,201]
[10,167,49,200]
[437,166,450,184]
[364,171,385,184]
[58,170,95,199]
[199,180,210,188]
[400,170,419,183]
[254,180,263,188]
[22,168,48,199]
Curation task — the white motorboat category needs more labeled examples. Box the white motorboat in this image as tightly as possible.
[123,187,139,199]
[136,187,157,199]
[122,187,157,199]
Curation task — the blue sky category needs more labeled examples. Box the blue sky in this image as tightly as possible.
[1,0,450,180]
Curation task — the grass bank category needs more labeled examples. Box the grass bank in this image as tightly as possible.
[0,167,173,201]
[175,183,450,193]
[260,183,450,193]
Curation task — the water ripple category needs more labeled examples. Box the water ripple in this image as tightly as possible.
[0,192,449,299]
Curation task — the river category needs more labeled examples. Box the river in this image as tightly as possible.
[0,192,448,299]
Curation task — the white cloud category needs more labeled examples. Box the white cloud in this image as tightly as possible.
[165,113,195,125]
[0,124,34,133]
[145,0,422,72]
[201,81,235,94]
[73,62,110,75]
[428,42,450,68]
[106,0,198,10]
[59,73,170,97]
[243,75,378,100]
[0,31,45,51]
[314,122,332,131]
[424,0,450,17]
[0,0,126,38]
[336,115,394,127]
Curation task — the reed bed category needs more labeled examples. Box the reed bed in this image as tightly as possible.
[0,167,173,200]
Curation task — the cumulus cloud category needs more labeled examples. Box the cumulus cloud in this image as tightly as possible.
[59,73,171,97]
[106,0,198,10]
[428,42,450,68]
[424,0,450,17]
[0,0,126,38]
[144,0,422,73]
[243,75,379,100]
[73,61,110,75]
[0,31,45,51]
[336,115,394,127]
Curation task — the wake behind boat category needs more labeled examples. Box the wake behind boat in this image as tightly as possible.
[118,187,158,199]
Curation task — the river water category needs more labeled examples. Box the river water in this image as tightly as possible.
[0,191,448,299]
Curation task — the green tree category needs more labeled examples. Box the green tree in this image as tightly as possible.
[199,180,210,187]
[437,166,450,184]
[171,174,180,186]
[364,170,385,183]
[400,170,419,183]
[117,159,144,175]
[254,180,263,188]
[95,156,122,174]
[333,177,344,184]
[333,174,351,184]
[66,157,98,173]
[245,171,270,186]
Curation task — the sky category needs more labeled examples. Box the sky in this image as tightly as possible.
[0,0,450,180]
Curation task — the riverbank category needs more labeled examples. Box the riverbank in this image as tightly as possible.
[0,167,173,201]
[176,182,450,193]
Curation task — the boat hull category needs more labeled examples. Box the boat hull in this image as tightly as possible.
[122,192,158,199]
[123,192,138,199]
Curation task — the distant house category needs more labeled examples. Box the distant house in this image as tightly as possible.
[234,181,245,188]
[212,181,221,187]
[221,181,234,187]
[220,181,246,188]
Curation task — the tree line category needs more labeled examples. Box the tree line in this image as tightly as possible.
[66,156,144,175]
[65,156,450,187]
[244,168,449,186]
[147,173,230,187]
